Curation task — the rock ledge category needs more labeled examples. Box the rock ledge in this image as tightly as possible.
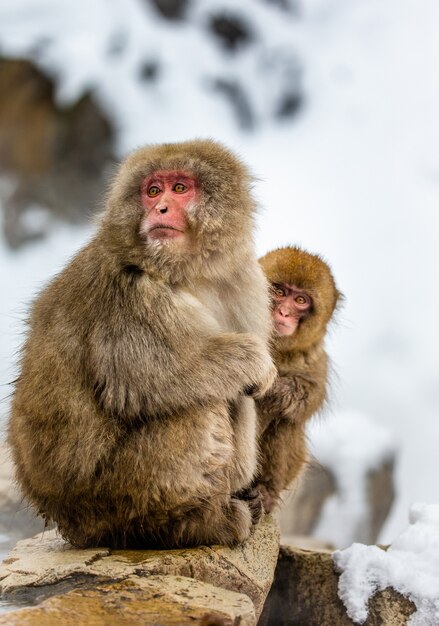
[0,516,279,625]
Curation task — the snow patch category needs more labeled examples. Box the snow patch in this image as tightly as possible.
[334,503,439,625]
[0,0,301,151]
[0,224,91,434]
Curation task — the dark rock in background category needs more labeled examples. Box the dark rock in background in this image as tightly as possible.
[148,0,190,21]
[0,58,115,249]
[279,463,337,537]
[262,0,297,12]
[211,78,255,130]
[208,13,254,52]
[258,545,416,626]
[279,455,396,547]
[366,458,396,545]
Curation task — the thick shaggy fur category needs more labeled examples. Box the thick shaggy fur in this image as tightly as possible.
[255,246,341,512]
[8,139,276,548]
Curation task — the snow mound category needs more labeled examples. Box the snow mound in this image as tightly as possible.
[334,502,439,625]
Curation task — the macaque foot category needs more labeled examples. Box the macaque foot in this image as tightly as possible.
[250,482,280,515]
[233,486,263,525]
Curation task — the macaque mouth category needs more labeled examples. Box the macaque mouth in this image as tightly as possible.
[274,316,298,336]
[149,224,183,233]
[276,320,295,329]
[146,224,186,241]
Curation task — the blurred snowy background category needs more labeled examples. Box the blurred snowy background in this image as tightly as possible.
[0,0,438,547]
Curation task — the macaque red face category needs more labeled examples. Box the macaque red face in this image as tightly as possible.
[140,170,198,243]
[271,283,312,336]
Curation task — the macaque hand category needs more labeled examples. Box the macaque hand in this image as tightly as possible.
[238,334,277,399]
[256,376,304,421]
[208,332,275,396]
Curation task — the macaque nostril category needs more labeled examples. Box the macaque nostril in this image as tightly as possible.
[159,207,168,214]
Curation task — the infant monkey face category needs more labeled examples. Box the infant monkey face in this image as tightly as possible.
[140,170,198,243]
[271,283,312,336]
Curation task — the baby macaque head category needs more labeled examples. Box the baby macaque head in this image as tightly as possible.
[270,282,312,336]
[259,246,342,349]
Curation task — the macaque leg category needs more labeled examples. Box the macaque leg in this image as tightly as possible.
[92,496,254,549]
[256,419,307,514]
[168,497,254,547]
[225,396,264,524]
[104,405,257,549]
[64,494,255,549]
[229,397,259,491]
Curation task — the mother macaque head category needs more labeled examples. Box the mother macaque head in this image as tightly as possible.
[101,140,256,280]
[140,170,198,244]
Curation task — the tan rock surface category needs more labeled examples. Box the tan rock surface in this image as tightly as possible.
[0,575,255,625]
[0,516,279,620]
[281,534,333,552]
[259,544,416,626]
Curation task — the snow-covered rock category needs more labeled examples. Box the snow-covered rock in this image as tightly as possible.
[334,503,439,625]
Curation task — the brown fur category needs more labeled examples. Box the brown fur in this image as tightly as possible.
[8,139,276,548]
[255,246,341,512]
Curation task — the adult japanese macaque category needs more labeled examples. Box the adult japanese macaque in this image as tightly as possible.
[255,246,341,513]
[8,140,277,549]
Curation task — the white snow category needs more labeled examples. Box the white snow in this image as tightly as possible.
[0,224,91,442]
[334,502,439,625]
[308,410,396,547]
[0,0,439,546]
[0,0,301,151]
[0,535,10,577]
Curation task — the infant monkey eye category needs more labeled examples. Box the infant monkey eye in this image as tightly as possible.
[147,185,161,197]
[173,183,187,193]
[295,295,307,305]
[272,284,287,297]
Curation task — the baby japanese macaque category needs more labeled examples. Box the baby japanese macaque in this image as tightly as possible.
[255,246,341,513]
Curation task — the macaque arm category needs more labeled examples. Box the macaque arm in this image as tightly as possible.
[256,370,326,433]
[87,278,272,420]
[254,370,327,511]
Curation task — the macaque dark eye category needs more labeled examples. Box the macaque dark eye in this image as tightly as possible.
[174,183,187,193]
[147,186,161,197]
[272,284,286,297]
